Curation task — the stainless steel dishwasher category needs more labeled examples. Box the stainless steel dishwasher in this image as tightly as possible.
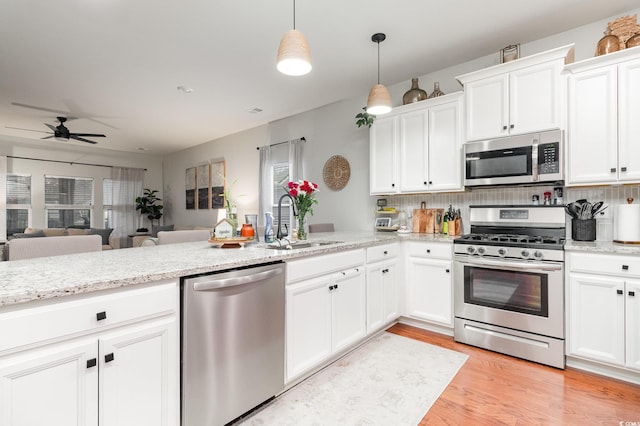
[181,262,285,426]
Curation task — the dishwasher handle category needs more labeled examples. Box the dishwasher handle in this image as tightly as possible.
[192,267,283,291]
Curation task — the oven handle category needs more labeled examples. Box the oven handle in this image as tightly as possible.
[455,257,563,272]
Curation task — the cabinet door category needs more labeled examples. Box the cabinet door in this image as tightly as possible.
[398,109,429,192]
[626,279,640,371]
[567,273,625,366]
[0,339,98,426]
[382,261,399,324]
[406,257,453,326]
[464,74,509,141]
[100,317,179,426]
[331,268,366,353]
[370,116,398,194]
[427,97,463,192]
[618,58,640,183]
[509,60,562,135]
[286,276,332,381]
[567,66,618,185]
[366,263,385,334]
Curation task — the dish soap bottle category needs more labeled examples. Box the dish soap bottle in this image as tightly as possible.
[264,212,275,243]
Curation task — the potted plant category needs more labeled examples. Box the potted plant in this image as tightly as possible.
[135,188,163,232]
[355,107,376,128]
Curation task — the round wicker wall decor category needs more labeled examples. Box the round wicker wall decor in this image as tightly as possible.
[323,155,351,191]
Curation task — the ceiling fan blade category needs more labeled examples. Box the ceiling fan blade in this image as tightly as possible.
[11,102,78,120]
[70,133,106,138]
[45,123,57,132]
[5,126,51,134]
[41,135,55,140]
[70,135,98,144]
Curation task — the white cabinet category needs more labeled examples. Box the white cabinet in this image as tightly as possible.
[457,44,573,142]
[286,250,365,382]
[370,92,463,194]
[566,49,640,185]
[567,252,640,372]
[366,243,400,334]
[0,280,180,426]
[405,241,453,328]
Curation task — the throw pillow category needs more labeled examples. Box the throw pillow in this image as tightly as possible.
[67,228,90,236]
[13,231,46,238]
[89,228,114,245]
[152,224,174,237]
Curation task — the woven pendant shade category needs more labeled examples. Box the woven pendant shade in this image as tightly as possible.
[277,29,312,76]
[367,84,392,115]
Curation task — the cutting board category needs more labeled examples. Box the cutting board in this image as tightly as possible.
[412,203,442,233]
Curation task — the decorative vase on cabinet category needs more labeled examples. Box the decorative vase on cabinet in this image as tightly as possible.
[597,27,620,56]
[402,78,428,105]
[428,82,445,98]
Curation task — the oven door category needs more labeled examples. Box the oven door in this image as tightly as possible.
[454,255,564,339]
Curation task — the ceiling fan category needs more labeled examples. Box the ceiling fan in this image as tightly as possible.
[8,116,106,144]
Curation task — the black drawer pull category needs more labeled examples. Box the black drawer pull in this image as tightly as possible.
[502,125,507,130]
[96,311,107,321]
[426,249,431,254]
[630,291,636,297]
[621,167,627,172]
[391,183,395,187]
[611,168,617,173]
[510,124,514,129]
[428,181,433,185]
[617,289,624,295]
[383,250,388,255]
[86,358,97,369]
[104,353,115,363]
[622,265,629,270]
[445,269,450,273]
[423,181,427,185]
[329,285,334,291]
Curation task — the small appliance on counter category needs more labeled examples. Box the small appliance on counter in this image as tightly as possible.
[614,197,640,244]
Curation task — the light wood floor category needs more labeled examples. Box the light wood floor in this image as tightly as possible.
[387,323,640,425]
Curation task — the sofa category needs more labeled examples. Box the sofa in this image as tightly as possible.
[15,227,119,250]
[6,234,103,261]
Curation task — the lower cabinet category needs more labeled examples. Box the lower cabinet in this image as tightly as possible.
[0,280,180,426]
[405,241,453,328]
[286,264,365,382]
[567,252,640,373]
[366,243,400,334]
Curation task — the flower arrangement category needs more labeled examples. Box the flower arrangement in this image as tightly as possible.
[287,180,319,240]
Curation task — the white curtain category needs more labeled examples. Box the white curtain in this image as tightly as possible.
[288,138,304,182]
[111,167,144,238]
[0,156,6,242]
[258,145,272,227]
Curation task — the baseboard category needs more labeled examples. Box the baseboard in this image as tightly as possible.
[566,356,640,386]
[398,316,454,337]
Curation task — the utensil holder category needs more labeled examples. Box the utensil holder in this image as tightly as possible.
[572,219,596,241]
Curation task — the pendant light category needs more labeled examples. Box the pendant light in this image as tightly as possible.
[366,33,392,115]
[277,0,312,76]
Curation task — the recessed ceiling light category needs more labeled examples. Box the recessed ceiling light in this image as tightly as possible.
[248,108,263,114]
[177,85,194,93]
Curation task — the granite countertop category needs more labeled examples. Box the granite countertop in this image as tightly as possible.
[0,231,456,308]
[565,240,640,256]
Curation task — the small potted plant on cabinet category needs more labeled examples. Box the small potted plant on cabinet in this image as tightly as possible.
[135,188,163,232]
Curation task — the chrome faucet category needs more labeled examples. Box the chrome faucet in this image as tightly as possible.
[276,194,297,240]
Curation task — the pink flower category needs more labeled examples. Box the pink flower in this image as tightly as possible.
[289,188,298,197]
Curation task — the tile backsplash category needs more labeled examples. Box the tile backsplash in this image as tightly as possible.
[382,184,640,241]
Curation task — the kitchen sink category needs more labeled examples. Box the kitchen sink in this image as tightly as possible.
[265,241,342,250]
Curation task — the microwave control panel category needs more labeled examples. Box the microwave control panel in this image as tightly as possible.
[537,142,560,174]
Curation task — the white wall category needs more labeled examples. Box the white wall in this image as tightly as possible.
[163,8,640,232]
[1,136,163,231]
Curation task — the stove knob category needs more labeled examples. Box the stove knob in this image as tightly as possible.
[467,246,476,255]
[498,248,507,257]
[534,251,544,260]
[477,247,486,256]
[521,250,530,258]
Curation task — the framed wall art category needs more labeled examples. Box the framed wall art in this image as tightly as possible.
[197,164,210,209]
[185,167,196,209]
[210,160,226,209]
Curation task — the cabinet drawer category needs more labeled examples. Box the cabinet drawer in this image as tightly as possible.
[406,241,452,260]
[366,243,399,263]
[287,249,365,284]
[568,252,640,278]
[0,280,178,354]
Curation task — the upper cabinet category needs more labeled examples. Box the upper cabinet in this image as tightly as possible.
[456,44,574,142]
[369,92,463,195]
[565,47,640,186]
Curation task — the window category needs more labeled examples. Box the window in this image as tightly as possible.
[6,174,31,236]
[272,162,293,232]
[103,178,113,228]
[44,175,93,228]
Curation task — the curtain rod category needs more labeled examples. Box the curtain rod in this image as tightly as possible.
[256,136,306,150]
[6,155,147,171]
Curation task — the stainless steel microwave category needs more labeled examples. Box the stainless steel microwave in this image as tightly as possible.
[464,130,563,187]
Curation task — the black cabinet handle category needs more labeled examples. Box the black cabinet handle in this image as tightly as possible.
[383,250,388,255]
[617,289,624,295]
[510,124,514,129]
[391,183,395,187]
[96,311,107,321]
[426,249,431,254]
[423,181,427,185]
[630,291,636,297]
[445,269,450,273]
[104,353,115,363]
[86,358,97,369]
[621,167,627,172]
[611,168,617,173]
[622,265,629,270]
[502,125,507,130]
[329,285,334,291]
[428,181,433,185]
[382,268,389,273]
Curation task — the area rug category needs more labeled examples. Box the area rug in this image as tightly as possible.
[238,332,468,425]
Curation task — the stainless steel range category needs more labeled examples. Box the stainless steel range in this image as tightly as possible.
[453,205,566,368]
